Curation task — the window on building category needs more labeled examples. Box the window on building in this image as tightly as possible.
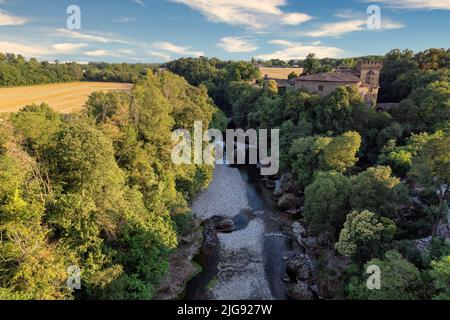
[318,85,324,92]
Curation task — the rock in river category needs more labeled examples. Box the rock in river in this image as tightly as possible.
[216,219,235,233]
[277,193,300,211]
[287,254,313,281]
[287,281,314,300]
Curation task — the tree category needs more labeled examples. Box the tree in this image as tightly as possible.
[350,166,408,218]
[335,210,396,259]
[84,91,127,124]
[409,134,450,235]
[379,49,419,103]
[347,251,422,300]
[415,48,450,70]
[313,86,364,134]
[378,131,445,177]
[288,71,299,80]
[289,136,332,190]
[0,144,70,300]
[304,171,351,236]
[303,53,321,75]
[321,131,361,173]
[429,255,450,300]
[265,79,279,96]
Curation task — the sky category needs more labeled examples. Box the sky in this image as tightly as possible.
[0,0,449,63]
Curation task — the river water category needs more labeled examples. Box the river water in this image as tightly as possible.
[185,164,294,300]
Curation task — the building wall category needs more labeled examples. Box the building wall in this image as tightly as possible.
[294,80,361,97]
[358,62,382,87]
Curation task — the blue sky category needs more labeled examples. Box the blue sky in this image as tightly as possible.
[0,0,449,63]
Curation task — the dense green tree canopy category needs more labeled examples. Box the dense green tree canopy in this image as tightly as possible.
[335,210,396,259]
[304,171,351,236]
[347,251,422,300]
[350,166,408,218]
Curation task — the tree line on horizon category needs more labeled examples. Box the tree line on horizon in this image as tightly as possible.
[0,53,156,86]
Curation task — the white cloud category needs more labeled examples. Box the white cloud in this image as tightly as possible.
[365,0,450,10]
[171,0,312,30]
[52,43,88,54]
[56,29,128,44]
[0,10,27,26]
[0,40,86,57]
[302,20,367,37]
[256,39,344,60]
[301,17,405,37]
[217,36,258,53]
[148,50,172,62]
[151,41,204,57]
[133,0,145,6]
[85,50,115,57]
[117,48,135,55]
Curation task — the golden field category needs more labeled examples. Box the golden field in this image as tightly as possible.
[0,82,133,114]
[259,67,304,80]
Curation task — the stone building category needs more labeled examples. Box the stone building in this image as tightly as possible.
[294,61,383,106]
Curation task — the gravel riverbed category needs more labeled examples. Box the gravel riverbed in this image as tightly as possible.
[191,164,275,300]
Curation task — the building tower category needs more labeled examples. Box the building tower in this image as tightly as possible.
[357,61,383,105]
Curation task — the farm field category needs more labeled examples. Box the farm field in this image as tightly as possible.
[0,82,133,114]
[258,67,304,80]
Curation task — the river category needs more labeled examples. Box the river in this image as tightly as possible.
[185,163,295,300]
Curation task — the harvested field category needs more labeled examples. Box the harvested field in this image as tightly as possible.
[0,82,133,114]
[259,67,304,80]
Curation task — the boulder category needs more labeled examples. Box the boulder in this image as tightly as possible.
[216,219,235,233]
[287,282,314,300]
[292,222,307,237]
[296,263,312,281]
[287,254,308,277]
[277,193,300,211]
[301,237,318,249]
[286,208,302,216]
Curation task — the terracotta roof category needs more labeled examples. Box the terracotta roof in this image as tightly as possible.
[296,72,360,83]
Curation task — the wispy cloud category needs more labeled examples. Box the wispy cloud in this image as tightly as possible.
[256,39,344,60]
[217,36,259,53]
[0,10,27,26]
[148,50,172,62]
[0,40,87,57]
[56,29,128,44]
[171,0,312,30]
[300,9,405,37]
[133,0,145,6]
[52,43,88,54]
[151,41,204,57]
[365,0,450,10]
[85,50,116,57]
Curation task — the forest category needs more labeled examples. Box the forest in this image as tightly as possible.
[167,48,450,300]
[0,70,226,299]
[0,53,153,86]
[0,47,449,300]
